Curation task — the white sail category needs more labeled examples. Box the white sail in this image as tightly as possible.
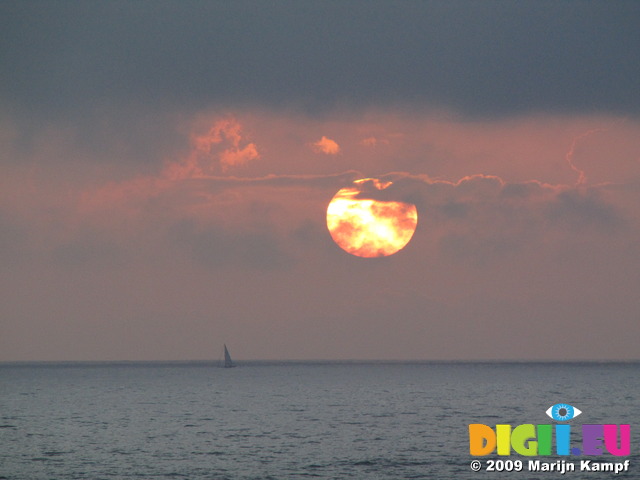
[223,344,235,368]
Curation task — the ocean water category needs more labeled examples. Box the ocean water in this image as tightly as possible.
[1,362,638,479]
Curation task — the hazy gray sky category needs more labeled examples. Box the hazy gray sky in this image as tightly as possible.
[1,1,639,361]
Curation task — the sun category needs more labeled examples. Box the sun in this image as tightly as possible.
[326,178,418,257]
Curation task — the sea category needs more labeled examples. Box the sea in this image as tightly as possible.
[1,361,638,479]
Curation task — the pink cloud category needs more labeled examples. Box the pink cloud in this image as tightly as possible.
[311,136,341,155]
[164,117,260,179]
[219,142,259,170]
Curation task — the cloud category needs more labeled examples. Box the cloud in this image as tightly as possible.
[193,118,260,171]
[2,1,639,122]
[164,117,260,178]
[564,128,611,186]
[220,142,259,170]
[546,189,624,232]
[5,110,638,271]
[360,136,389,147]
[311,136,341,155]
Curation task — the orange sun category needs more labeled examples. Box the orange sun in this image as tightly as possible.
[326,178,418,257]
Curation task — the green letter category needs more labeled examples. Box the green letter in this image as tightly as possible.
[511,424,537,456]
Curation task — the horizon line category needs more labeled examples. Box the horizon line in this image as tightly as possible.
[1,358,639,366]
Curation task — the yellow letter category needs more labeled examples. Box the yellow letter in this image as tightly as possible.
[496,424,512,455]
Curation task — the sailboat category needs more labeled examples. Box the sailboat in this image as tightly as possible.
[223,344,235,368]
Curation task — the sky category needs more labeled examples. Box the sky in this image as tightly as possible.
[1,1,639,361]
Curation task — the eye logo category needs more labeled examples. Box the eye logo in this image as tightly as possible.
[546,403,582,422]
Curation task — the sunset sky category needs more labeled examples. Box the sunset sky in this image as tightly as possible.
[1,1,639,361]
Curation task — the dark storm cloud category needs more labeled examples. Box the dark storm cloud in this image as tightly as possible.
[2,0,639,122]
